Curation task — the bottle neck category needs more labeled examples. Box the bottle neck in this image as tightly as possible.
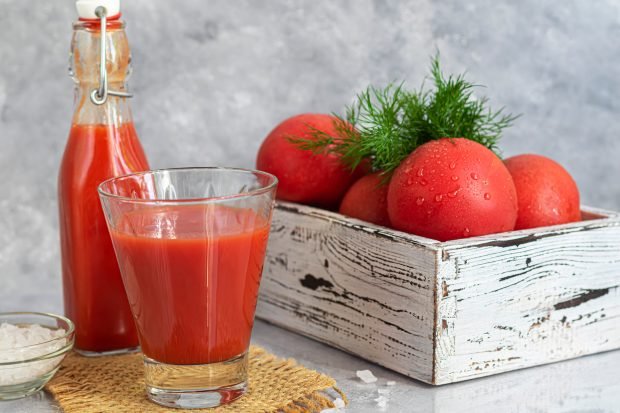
[72,83,133,126]
[70,19,134,126]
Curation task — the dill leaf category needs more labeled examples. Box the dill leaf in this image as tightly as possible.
[289,54,518,174]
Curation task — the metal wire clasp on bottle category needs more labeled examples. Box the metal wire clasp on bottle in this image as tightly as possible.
[90,6,133,105]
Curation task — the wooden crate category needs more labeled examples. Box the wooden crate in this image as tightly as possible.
[255,202,620,385]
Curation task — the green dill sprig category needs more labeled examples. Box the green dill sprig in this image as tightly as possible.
[291,54,518,174]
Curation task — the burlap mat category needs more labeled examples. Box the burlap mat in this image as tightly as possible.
[46,345,346,413]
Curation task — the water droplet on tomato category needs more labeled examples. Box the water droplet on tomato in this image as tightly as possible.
[484,193,491,200]
[417,168,424,177]
[552,207,559,216]
[483,180,489,185]
[406,178,413,185]
[435,194,443,202]
[463,227,471,237]
[416,197,425,206]
[447,187,461,198]
[451,175,459,181]
[470,173,479,180]
[430,186,435,191]
[431,169,436,174]
[449,162,456,170]
[420,179,428,186]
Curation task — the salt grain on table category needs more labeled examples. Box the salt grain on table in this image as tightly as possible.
[319,397,346,412]
[0,323,66,386]
[356,369,378,383]
[375,394,389,408]
[386,380,396,386]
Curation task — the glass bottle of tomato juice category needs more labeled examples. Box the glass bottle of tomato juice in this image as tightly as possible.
[58,0,149,355]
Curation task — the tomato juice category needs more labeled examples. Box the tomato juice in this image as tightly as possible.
[109,205,270,365]
[59,123,149,352]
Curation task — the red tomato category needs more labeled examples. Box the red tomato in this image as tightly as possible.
[387,138,518,241]
[339,172,391,227]
[504,154,580,230]
[256,114,360,208]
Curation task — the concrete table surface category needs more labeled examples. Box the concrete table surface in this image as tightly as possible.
[1,300,620,413]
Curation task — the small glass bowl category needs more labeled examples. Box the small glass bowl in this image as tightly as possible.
[0,312,75,400]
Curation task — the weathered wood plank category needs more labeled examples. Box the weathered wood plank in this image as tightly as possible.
[436,215,620,384]
[257,202,438,382]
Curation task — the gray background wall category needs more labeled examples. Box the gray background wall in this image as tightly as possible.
[0,0,619,311]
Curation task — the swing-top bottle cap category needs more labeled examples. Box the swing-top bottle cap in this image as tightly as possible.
[76,0,121,20]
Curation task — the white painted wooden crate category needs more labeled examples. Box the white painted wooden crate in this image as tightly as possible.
[256,202,620,385]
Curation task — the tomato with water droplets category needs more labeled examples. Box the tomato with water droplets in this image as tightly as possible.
[387,138,518,241]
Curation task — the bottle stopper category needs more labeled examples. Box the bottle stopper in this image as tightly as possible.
[76,0,121,20]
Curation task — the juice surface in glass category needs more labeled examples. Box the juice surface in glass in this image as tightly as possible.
[59,123,149,351]
[108,205,270,364]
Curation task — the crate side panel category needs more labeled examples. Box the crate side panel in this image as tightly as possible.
[435,222,620,384]
[257,205,437,383]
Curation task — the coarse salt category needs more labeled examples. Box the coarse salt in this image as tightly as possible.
[320,397,346,412]
[356,369,377,383]
[0,323,67,386]
[386,380,396,386]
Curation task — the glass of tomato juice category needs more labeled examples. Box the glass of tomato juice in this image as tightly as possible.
[98,167,278,409]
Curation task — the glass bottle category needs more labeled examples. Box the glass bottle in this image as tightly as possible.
[58,1,149,355]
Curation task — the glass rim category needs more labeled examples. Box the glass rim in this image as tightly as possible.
[97,167,279,205]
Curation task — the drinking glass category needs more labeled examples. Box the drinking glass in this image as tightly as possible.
[98,167,277,409]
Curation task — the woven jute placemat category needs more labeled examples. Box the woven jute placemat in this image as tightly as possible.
[46,346,346,413]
